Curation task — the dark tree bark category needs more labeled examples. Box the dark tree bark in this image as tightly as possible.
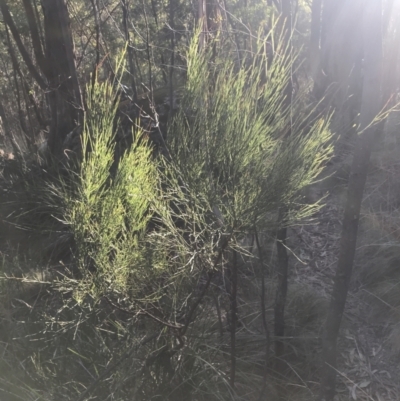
[33,0,45,45]
[41,0,83,156]
[319,2,383,400]
[22,0,47,74]
[1,0,83,157]
[90,0,101,68]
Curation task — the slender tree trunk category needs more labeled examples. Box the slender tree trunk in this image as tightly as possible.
[319,2,383,400]
[22,0,47,74]
[313,0,364,148]
[33,0,45,46]
[90,0,101,90]
[313,0,349,100]
[41,0,83,156]
[5,0,83,157]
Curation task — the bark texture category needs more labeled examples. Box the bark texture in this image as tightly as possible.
[41,0,83,156]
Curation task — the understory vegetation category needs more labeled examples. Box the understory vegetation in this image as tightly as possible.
[1,34,333,400]
[0,1,399,401]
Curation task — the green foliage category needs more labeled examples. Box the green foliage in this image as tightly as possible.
[53,30,334,326]
[0,29,334,401]
[166,32,333,237]
[61,70,158,301]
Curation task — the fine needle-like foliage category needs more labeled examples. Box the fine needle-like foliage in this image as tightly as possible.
[164,32,333,240]
[61,62,158,302]
[134,31,335,399]
[47,31,333,309]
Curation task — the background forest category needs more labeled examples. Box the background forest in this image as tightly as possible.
[0,0,398,400]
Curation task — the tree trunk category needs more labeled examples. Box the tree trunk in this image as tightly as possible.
[313,0,364,149]
[318,2,383,400]
[22,0,47,74]
[314,0,360,101]
[41,0,83,156]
